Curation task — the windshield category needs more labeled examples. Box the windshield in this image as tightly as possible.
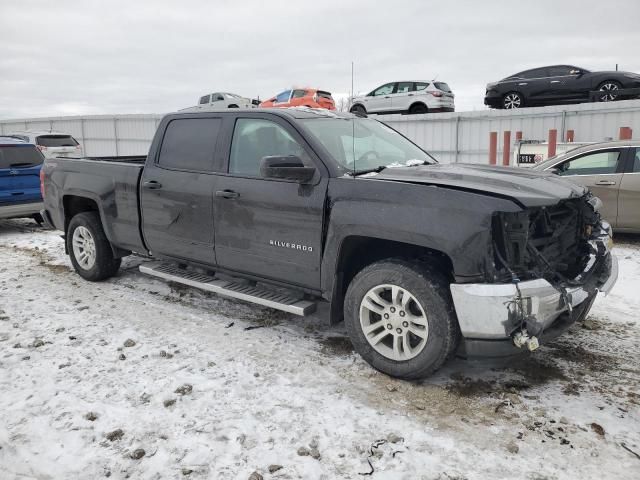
[301,117,436,173]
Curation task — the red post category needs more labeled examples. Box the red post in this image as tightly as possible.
[619,127,633,140]
[503,131,511,166]
[489,132,498,165]
[566,129,575,142]
[548,129,557,158]
[515,131,523,142]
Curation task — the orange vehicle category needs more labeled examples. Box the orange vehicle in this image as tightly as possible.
[259,88,336,110]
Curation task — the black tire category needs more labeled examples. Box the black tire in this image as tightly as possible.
[596,81,622,102]
[32,213,44,225]
[344,259,460,379]
[66,212,121,281]
[408,103,428,115]
[350,104,367,115]
[503,92,523,109]
[228,104,239,108]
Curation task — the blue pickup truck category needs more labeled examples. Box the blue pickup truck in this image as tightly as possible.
[0,137,44,222]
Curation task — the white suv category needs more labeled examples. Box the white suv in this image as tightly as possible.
[350,81,455,115]
[8,131,83,159]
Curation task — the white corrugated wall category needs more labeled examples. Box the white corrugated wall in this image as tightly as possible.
[1,100,639,161]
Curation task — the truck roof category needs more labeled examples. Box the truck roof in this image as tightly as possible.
[169,107,356,120]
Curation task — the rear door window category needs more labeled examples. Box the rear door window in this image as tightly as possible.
[548,66,573,77]
[415,82,430,91]
[292,89,307,98]
[395,82,414,93]
[633,149,640,172]
[521,68,549,79]
[157,118,221,172]
[0,146,44,169]
[36,135,79,147]
[557,150,621,176]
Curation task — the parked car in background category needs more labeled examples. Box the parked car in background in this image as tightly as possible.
[350,81,455,115]
[485,65,640,109]
[513,140,591,167]
[7,131,82,159]
[0,137,44,222]
[191,92,258,110]
[533,140,640,232]
[259,88,336,110]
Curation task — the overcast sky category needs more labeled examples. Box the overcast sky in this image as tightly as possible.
[1,0,639,119]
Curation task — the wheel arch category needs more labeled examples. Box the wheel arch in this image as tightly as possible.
[62,194,128,258]
[408,101,428,113]
[328,235,454,324]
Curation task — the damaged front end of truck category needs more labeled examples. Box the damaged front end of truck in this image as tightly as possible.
[450,193,618,357]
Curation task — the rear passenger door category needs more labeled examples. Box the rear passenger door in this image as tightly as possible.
[212,114,328,289]
[555,148,625,226]
[616,148,640,231]
[390,82,415,112]
[140,116,223,265]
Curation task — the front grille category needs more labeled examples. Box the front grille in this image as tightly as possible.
[493,198,593,282]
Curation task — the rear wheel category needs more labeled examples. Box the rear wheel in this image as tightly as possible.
[503,92,523,109]
[344,259,460,379]
[228,104,239,108]
[408,103,428,114]
[67,212,121,281]
[597,81,622,102]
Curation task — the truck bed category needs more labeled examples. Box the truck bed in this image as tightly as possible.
[45,156,147,254]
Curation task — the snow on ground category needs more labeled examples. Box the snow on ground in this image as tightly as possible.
[0,218,639,480]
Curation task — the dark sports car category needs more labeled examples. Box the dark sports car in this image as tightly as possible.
[484,65,640,109]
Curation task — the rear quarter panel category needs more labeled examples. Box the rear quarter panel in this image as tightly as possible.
[43,158,146,253]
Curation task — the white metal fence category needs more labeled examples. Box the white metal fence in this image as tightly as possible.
[1,99,639,162]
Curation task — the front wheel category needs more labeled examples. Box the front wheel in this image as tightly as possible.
[67,212,121,281]
[350,104,367,115]
[344,259,460,379]
[503,92,523,109]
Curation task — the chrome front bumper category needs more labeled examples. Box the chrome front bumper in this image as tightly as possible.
[450,254,617,339]
[450,222,617,342]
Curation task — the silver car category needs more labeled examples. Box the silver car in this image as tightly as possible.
[534,140,640,232]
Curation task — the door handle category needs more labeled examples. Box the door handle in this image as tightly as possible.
[215,189,240,199]
[384,96,390,98]
[550,80,561,84]
[408,93,414,96]
[142,180,162,189]
[518,83,528,86]
[595,180,616,186]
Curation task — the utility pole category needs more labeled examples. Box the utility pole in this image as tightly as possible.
[351,61,354,108]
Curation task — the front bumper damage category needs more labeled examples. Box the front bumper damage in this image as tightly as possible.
[450,222,617,357]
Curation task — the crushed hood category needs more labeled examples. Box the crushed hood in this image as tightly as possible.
[369,163,587,207]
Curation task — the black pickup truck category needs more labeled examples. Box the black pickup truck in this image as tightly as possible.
[41,108,617,379]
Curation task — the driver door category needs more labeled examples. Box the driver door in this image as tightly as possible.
[362,83,396,113]
[213,115,328,288]
[555,148,625,226]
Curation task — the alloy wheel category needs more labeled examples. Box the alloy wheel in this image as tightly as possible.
[503,93,522,109]
[359,284,429,361]
[598,83,619,101]
[72,226,97,270]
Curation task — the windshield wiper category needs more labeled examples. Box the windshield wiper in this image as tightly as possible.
[347,165,388,177]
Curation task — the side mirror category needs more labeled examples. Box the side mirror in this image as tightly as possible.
[260,155,316,183]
